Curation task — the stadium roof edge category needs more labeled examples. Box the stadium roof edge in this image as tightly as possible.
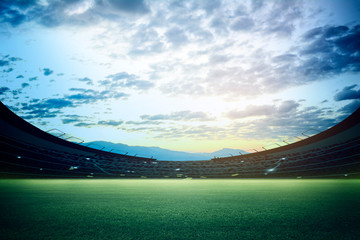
[0,101,154,161]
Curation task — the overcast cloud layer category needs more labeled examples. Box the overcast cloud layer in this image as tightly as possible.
[0,0,359,153]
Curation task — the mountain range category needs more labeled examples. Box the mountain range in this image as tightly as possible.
[84,141,247,161]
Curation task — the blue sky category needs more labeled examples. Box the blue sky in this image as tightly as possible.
[0,0,360,153]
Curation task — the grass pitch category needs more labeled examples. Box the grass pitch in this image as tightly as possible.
[0,179,359,240]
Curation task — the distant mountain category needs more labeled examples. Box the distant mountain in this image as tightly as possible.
[84,141,247,161]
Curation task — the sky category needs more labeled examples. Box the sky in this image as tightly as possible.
[0,0,360,154]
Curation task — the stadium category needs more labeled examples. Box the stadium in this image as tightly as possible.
[1,0,360,239]
[1,102,360,179]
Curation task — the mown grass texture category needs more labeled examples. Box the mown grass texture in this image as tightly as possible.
[0,179,359,240]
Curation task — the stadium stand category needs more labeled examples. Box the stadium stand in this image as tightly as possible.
[0,101,359,178]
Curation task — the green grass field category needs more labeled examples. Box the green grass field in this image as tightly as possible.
[1,179,359,240]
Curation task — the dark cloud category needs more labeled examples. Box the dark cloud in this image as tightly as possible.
[0,87,10,94]
[22,98,74,110]
[61,115,123,128]
[0,0,149,28]
[74,122,95,127]
[0,55,22,67]
[29,76,37,81]
[337,100,360,115]
[66,88,129,104]
[27,109,60,118]
[18,98,73,119]
[3,67,13,73]
[141,111,215,121]
[298,25,360,78]
[62,118,80,124]
[61,115,92,126]
[100,0,149,14]
[102,72,154,90]
[0,60,9,67]
[98,120,123,127]
[334,85,360,101]
[42,68,54,76]
[16,75,24,79]
[21,82,30,88]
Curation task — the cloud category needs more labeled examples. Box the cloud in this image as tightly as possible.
[0,55,22,67]
[61,115,123,128]
[22,98,74,111]
[165,27,189,47]
[230,17,254,31]
[29,76,38,81]
[0,60,10,67]
[101,0,149,14]
[125,120,161,125]
[3,67,13,72]
[227,104,275,119]
[62,118,79,124]
[66,87,129,104]
[0,0,149,28]
[123,104,337,142]
[141,111,215,121]
[16,75,24,78]
[122,124,227,141]
[278,100,300,114]
[78,77,93,85]
[261,1,303,37]
[61,115,94,127]
[26,109,61,119]
[210,17,229,35]
[102,72,154,90]
[227,100,300,119]
[21,83,30,88]
[334,85,360,101]
[98,120,123,127]
[298,25,360,78]
[42,68,54,76]
[337,100,360,115]
[74,122,95,128]
[0,87,10,95]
